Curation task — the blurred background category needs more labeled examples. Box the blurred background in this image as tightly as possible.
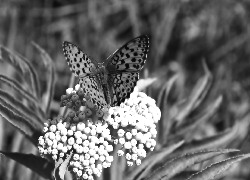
[1,0,250,179]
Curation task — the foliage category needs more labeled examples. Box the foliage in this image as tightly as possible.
[1,0,250,180]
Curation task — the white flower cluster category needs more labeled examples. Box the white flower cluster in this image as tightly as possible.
[39,84,161,178]
[38,118,114,179]
[66,84,81,94]
[105,88,161,166]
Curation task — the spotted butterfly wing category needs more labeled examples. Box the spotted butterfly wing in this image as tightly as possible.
[62,41,108,109]
[63,35,149,109]
[106,35,149,72]
[106,35,149,106]
[63,41,97,76]
[108,72,139,106]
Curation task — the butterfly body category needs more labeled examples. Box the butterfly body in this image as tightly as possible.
[92,63,112,105]
[95,63,108,85]
[63,35,149,110]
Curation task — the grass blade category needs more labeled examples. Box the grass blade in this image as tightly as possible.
[174,122,239,155]
[174,60,212,124]
[172,96,222,139]
[54,152,72,180]
[0,151,54,179]
[145,149,238,180]
[156,75,178,108]
[186,153,250,180]
[32,42,56,115]
[0,97,42,145]
[126,141,184,180]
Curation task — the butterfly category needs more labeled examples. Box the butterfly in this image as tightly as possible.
[62,35,149,110]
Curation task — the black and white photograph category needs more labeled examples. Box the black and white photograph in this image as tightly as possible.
[0,0,250,180]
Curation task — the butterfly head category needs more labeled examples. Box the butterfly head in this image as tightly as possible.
[97,62,105,71]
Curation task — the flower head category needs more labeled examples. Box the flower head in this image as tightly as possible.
[38,117,114,179]
[38,85,161,179]
[105,88,161,166]
[39,84,113,179]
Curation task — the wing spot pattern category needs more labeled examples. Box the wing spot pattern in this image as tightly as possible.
[107,35,149,72]
[63,35,148,108]
[110,72,139,106]
[79,77,107,109]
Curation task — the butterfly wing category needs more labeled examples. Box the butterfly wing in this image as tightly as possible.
[63,41,108,109]
[63,41,98,77]
[106,35,149,73]
[79,76,108,109]
[106,35,149,106]
[108,72,139,106]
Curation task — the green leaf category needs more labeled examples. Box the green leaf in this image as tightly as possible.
[191,60,213,110]
[144,149,238,180]
[174,60,213,124]
[171,95,222,140]
[0,45,40,97]
[156,74,178,109]
[0,95,43,130]
[175,121,239,155]
[170,171,198,180]
[0,151,54,179]
[126,141,184,180]
[137,77,157,91]
[111,145,126,180]
[0,75,39,108]
[154,75,178,140]
[32,42,56,115]
[0,89,44,125]
[186,153,250,180]
[53,152,73,180]
[0,97,42,145]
